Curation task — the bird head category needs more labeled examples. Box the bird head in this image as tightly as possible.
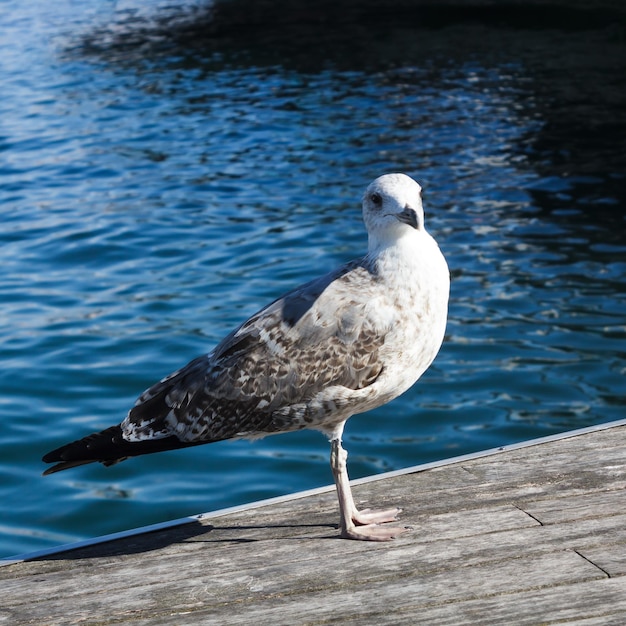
[362,173,425,252]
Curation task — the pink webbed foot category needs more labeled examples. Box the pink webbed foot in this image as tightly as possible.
[330,437,411,542]
[342,506,411,541]
[352,506,403,526]
[342,522,411,541]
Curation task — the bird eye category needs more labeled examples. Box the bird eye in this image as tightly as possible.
[370,192,382,207]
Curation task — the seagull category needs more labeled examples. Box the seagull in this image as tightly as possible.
[42,173,450,541]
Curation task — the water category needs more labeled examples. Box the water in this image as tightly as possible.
[1,1,625,559]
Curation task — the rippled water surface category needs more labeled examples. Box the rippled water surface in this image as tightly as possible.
[1,0,625,558]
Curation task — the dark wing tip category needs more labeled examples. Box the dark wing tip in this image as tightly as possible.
[42,459,96,476]
[41,425,127,475]
[42,423,209,476]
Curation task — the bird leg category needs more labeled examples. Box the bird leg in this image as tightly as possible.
[330,438,409,541]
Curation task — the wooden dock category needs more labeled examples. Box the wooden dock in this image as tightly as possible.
[2,419,626,625]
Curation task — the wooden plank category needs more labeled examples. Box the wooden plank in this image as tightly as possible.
[371,579,626,626]
[4,509,624,606]
[2,510,624,624]
[578,545,626,578]
[0,550,608,625]
[521,489,626,525]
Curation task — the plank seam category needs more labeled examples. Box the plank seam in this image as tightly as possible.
[514,504,545,526]
[574,550,612,579]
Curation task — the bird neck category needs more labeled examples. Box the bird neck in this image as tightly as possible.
[365,228,447,292]
[367,228,426,265]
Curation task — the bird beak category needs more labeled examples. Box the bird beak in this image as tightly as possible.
[395,207,419,229]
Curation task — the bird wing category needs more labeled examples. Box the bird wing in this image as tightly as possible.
[122,260,392,444]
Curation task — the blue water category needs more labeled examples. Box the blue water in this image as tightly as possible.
[1,1,625,558]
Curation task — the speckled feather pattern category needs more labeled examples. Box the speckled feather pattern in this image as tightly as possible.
[124,261,388,443]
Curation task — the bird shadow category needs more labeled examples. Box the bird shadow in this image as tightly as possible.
[30,519,340,561]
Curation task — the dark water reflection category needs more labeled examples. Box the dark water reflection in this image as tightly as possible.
[1,0,624,557]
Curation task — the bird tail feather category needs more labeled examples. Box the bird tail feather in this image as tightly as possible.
[42,425,131,475]
[42,424,207,475]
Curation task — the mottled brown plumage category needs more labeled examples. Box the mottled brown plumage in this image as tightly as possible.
[121,260,388,446]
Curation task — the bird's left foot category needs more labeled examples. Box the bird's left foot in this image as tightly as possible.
[353,506,402,526]
[341,506,410,541]
[342,521,410,541]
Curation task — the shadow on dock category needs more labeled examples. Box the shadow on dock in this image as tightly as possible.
[32,519,342,561]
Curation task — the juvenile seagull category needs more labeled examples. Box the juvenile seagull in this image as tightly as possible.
[43,173,449,541]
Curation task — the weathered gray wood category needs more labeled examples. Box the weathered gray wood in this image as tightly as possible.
[521,489,626,524]
[578,545,626,578]
[1,421,625,625]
